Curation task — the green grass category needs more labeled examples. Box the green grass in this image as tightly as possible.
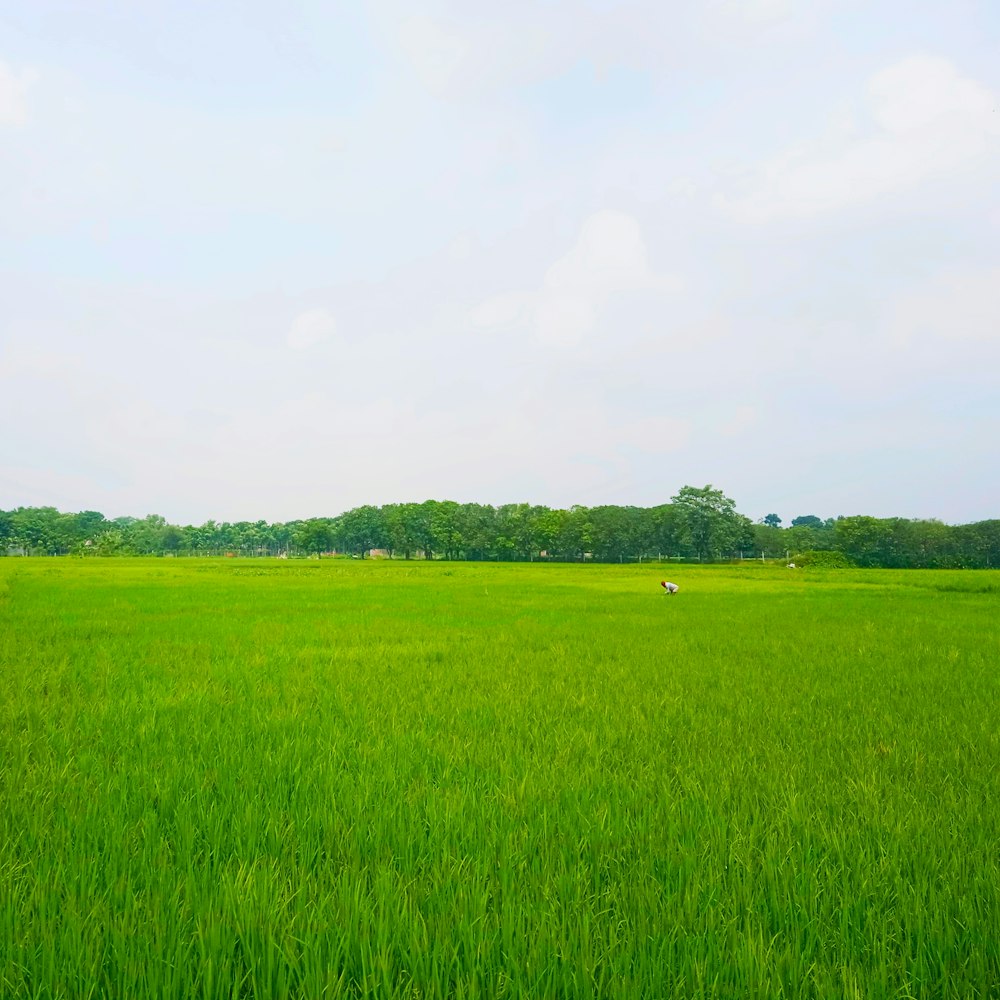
[1,558,998,998]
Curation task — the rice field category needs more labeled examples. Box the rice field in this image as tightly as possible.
[0,557,998,999]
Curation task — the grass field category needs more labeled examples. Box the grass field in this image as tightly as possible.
[1,558,998,999]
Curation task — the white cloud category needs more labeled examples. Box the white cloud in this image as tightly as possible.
[391,10,554,98]
[533,294,598,348]
[624,415,692,454]
[717,55,1000,222]
[469,291,530,330]
[536,211,682,345]
[888,265,1000,345]
[471,210,682,348]
[869,56,994,134]
[0,59,35,125]
[4,8,999,526]
[287,307,337,350]
[719,405,759,436]
[545,211,658,298]
[718,0,796,26]
[448,232,474,262]
[383,3,687,99]
[395,15,471,96]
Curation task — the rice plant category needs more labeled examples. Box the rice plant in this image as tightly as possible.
[0,559,997,998]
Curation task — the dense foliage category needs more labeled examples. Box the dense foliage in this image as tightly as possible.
[2,487,999,567]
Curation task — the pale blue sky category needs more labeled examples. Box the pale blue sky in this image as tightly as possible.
[2,1,998,524]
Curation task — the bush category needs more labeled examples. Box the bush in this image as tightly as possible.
[791,549,853,568]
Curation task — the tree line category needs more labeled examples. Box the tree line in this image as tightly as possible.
[2,486,999,568]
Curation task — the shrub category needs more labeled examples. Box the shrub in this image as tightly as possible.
[791,549,853,568]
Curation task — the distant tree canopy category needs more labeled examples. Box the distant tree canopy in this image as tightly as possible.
[791,515,825,528]
[2,494,998,568]
[671,485,752,562]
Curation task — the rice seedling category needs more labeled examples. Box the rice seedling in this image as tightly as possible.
[0,558,997,998]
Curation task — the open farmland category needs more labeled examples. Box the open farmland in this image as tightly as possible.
[1,558,998,999]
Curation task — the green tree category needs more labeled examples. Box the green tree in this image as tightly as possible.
[589,506,647,562]
[336,505,386,557]
[791,515,823,528]
[14,506,89,554]
[671,485,743,561]
[785,519,834,554]
[188,520,218,554]
[647,504,686,560]
[495,503,545,560]
[93,530,126,556]
[431,501,463,560]
[456,503,497,561]
[73,510,108,542]
[294,519,334,556]
[414,501,440,559]
[382,503,427,559]
[553,506,593,561]
[533,508,566,559]
[161,525,185,553]
[960,520,1000,568]
[834,516,896,567]
[752,522,787,558]
[127,515,169,554]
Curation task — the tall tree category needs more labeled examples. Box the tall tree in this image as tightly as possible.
[647,504,686,559]
[427,500,462,559]
[294,519,334,556]
[336,505,386,557]
[457,503,497,561]
[671,485,744,561]
[790,515,824,528]
[553,506,593,561]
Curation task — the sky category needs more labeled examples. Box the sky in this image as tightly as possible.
[2,0,999,526]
